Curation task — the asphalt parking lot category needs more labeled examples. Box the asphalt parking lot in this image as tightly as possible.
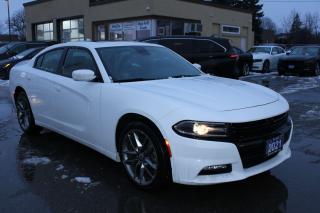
[0,73,320,213]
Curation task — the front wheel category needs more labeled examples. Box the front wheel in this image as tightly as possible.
[119,121,171,189]
[15,91,42,134]
[262,61,270,73]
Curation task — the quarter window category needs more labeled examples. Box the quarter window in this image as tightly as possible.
[193,40,225,53]
[35,22,54,41]
[35,49,64,73]
[62,48,97,77]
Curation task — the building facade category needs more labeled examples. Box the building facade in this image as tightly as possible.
[24,0,254,50]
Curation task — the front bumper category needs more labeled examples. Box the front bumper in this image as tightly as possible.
[251,62,264,71]
[166,117,293,185]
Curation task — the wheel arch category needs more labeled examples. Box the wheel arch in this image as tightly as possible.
[115,113,166,153]
[14,86,27,101]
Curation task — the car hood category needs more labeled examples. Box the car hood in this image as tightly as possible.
[124,75,279,111]
[252,53,270,59]
[280,55,316,62]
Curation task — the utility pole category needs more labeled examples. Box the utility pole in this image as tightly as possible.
[5,0,11,42]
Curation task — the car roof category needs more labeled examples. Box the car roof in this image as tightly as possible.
[141,36,229,42]
[46,41,161,50]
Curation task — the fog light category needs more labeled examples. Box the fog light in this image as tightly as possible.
[198,164,232,176]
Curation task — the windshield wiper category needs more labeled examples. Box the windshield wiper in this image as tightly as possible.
[114,78,158,83]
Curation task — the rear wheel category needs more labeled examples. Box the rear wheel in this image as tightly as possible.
[262,61,270,73]
[242,63,250,76]
[119,121,171,189]
[15,91,42,134]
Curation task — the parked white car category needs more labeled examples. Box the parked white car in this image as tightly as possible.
[9,42,292,188]
[249,46,286,73]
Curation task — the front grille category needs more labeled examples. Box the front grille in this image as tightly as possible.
[279,61,305,72]
[227,113,291,168]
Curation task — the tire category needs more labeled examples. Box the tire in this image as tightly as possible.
[15,91,42,134]
[119,121,171,189]
[262,61,270,73]
[314,63,320,76]
[242,63,250,76]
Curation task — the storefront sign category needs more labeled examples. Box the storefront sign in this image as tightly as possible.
[137,20,151,31]
[109,23,123,32]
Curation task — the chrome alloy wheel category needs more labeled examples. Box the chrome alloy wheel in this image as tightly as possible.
[243,64,250,76]
[315,63,320,76]
[16,99,31,131]
[121,129,158,186]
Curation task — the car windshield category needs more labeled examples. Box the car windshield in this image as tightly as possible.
[248,47,271,54]
[97,46,202,82]
[290,47,320,56]
[0,43,16,54]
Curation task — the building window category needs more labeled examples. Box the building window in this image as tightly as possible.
[61,18,84,42]
[35,22,53,41]
[221,25,240,35]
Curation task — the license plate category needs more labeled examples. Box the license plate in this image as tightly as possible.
[288,65,295,69]
[266,136,283,156]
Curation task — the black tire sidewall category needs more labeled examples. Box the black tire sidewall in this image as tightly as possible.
[119,121,171,189]
[15,92,40,134]
[263,61,270,73]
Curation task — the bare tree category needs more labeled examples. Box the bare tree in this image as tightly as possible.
[7,9,26,40]
[281,10,299,33]
[261,17,277,33]
[304,12,320,36]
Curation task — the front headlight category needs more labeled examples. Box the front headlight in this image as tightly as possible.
[3,63,11,69]
[173,121,227,140]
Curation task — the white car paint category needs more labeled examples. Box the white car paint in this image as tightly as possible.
[251,46,286,72]
[9,41,292,185]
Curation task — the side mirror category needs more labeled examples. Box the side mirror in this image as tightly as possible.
[72,69,96,82]
[193,63,202,70]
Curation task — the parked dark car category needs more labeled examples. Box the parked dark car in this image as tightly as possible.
[141,36,240,79]
[0,42,9,47]
[278,46,320,76]
[0,47,45,80]
[232,46,253,76]
[0,42,48,61]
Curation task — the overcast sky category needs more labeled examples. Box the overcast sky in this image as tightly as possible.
[1,0,320,31]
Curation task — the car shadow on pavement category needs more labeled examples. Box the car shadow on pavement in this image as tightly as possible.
[16,131,288,213]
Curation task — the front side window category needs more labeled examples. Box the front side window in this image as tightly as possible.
[35,22,53,41]
[97,46,201,82]
[161,39,193,55]
[193,40,225,53]
[61,18,84,42]
[62,48,97,77]
[36,49,64,73]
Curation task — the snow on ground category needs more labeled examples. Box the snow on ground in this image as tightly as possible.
[300,106,320,120]
[280,76,320,95]
[61,175,68,179]
[74,177,92,184]
[56,164,64,171]
[0,80,9,87]
[22,157,51,166]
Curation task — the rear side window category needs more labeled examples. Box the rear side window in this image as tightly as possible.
[35,49,64,73]
[193,40,225,53]
[160,39,193,55]
[62,48,97,77]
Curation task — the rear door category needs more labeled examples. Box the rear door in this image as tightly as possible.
[192,39,228,73]
[159,39,194,62]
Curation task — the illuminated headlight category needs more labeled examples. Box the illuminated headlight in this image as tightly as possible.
[173,121,227,140]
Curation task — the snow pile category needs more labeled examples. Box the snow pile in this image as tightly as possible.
[280,77,320,94]
[74,177,92,184]
[0,80,9,87]
[56,164,64,171]
[300,106,320,120]
[22,157,51,166]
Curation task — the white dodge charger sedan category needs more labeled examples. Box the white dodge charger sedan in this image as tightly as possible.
[9,42,293,188]
[249,46,286,73]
